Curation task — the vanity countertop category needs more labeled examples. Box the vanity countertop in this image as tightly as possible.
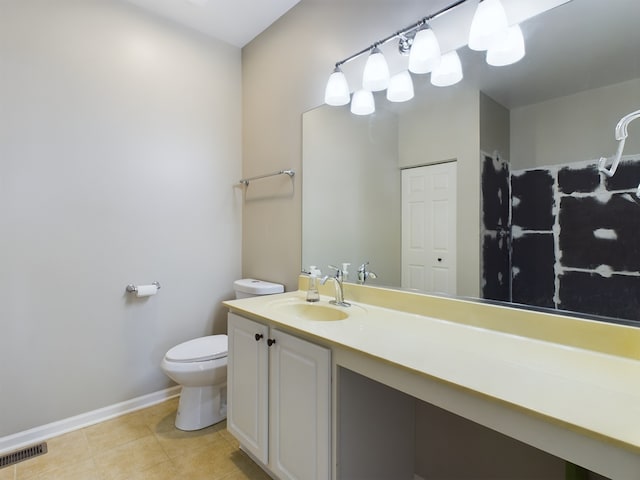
[223,282,640,472]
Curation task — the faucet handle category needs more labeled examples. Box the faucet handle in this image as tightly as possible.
[327,264,344,282]
[357,261,377,284]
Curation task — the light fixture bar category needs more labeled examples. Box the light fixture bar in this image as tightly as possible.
[333,0,468,69]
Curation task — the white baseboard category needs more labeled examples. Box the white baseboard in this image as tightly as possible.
[0,386,181,455]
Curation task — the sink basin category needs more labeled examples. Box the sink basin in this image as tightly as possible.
[277,303,349,321]
[265,296,367,322]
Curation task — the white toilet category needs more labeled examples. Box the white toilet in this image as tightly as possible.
[161,278,284,431]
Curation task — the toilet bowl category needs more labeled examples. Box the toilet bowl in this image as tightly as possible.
[161,335,228,431]
[161,278,284,431]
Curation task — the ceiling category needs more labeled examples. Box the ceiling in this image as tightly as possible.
[473,0,640,108]
[335,0,640,110]
[121,0,300,47]
[120,0,640,110]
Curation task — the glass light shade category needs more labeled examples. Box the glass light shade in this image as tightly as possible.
[486,24,525,66]
[468,0,509,51]
[408,28,441,74]
[350,89,375,115]
[430,51,463,87]
[362,47,390,92]
[324,68,350,106]
[386,71,414,102]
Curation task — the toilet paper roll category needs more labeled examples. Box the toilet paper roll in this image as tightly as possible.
[136,284,158,297]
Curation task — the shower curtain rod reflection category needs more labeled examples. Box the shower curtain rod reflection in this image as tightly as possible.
[239,169,295,186]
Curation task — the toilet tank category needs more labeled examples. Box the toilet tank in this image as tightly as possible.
[234,278,284,299]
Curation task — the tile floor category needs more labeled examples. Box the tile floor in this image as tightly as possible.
[0,397,271,480]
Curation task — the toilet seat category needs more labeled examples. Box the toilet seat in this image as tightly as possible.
[165,335,227,363]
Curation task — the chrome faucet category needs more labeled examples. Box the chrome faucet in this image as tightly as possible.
[321,265,350,307]
[357,262,378,285]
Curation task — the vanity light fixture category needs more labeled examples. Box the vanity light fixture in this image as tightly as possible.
[362,47,390,91]
[324,67,350,106]
[408,27,441,74]
[398,35,412,56]
[431,50,463,87]
[323,0,528,114]
[486,24,525,66]
[351,89,375,115]
[470,0,526,66]
[387,71,414,102]
[468,0,509,51]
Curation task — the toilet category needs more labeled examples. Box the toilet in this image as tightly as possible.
[161,278,284,431]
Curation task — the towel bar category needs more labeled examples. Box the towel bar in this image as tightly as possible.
[239,169,295,186]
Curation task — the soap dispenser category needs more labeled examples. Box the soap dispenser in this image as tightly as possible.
[307,266,320,302]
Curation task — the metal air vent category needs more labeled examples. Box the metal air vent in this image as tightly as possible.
[0,442,48,469]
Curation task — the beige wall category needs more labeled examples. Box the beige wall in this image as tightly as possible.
[302,105,401,285]
[0,0,241,437]
[242,1,482,296]
[480,92,510,160]
[398,86,481,296]
[242,1,569,477]
[301,84,512,297]
[415,400,565,479]
[511,77,640,169]
[241,0,432,291]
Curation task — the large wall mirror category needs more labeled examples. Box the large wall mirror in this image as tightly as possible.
[303,0,640,325]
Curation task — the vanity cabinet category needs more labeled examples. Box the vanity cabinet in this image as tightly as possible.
[227,312,331,480]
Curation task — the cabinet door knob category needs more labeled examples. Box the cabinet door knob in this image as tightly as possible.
[255,333,263,341]
[267,338,276,347]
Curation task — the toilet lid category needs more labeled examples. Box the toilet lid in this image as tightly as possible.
[166,335,228,363]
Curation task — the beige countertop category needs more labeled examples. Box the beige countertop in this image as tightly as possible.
[223,281,640,476]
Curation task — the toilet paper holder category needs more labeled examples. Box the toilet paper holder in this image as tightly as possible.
[126,281,161,294]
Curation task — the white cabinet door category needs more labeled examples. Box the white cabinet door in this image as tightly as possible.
[227,312,269,464]
[269,328,331,480]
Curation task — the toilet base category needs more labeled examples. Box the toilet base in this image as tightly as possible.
[175,384,227,431]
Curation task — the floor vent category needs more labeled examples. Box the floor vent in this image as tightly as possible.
[0,442,48,469]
